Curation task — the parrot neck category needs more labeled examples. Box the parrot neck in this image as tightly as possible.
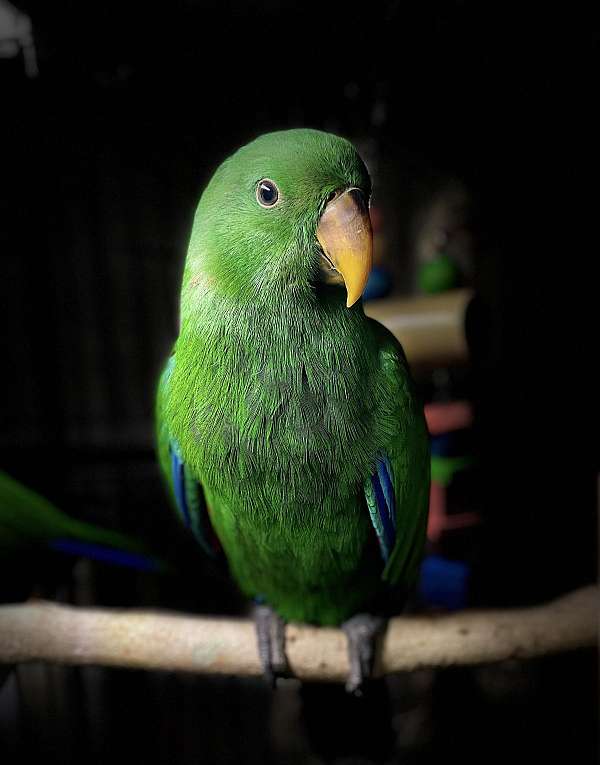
[180,283,370,358]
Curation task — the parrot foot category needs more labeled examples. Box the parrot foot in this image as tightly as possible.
[341,613,385,695]
[254,604,289,687]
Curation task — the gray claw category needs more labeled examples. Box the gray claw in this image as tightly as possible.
[254,604,289,686]
[341,613,385,695]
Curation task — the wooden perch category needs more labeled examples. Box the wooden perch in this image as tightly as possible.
[364,288,473,368]
[0,586,596,681]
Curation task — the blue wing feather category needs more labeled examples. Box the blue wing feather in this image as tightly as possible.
[365,454,397,563]
[158,354,221,561]
[169,438,220,559]
[377,455,396,530]
[49,539,164,571]
[170,441,192,529]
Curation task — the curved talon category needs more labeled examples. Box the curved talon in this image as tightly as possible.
[342,613,385,695]
[254,604,289,687]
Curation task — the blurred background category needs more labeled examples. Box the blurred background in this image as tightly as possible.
[0,1,597,763]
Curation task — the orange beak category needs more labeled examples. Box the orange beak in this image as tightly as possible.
[316,188,373,307]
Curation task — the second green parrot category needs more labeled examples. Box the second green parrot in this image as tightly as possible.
[156,129,430,691]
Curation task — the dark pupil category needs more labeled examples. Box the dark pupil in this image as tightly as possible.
[259,181,278,205]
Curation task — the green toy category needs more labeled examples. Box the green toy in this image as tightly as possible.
[417,252,461,294]
[156,129,429,691]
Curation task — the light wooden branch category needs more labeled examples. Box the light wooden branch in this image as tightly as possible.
[0,586,596,681]
[365,288,472,368]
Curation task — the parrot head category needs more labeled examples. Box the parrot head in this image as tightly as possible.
[184,129,373,311]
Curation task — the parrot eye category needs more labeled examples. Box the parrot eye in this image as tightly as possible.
[256,179,280,208]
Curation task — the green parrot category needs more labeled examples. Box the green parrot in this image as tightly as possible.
[0,470,166,576]
[156,129,430,691]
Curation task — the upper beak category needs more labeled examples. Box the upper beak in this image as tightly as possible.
[316,187,373,307]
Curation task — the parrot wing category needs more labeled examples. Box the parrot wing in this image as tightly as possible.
[155,356,222,559]
[0,470,166,571]
[364,320,430,590]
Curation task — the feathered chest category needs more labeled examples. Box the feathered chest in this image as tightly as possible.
[166,312,396,510]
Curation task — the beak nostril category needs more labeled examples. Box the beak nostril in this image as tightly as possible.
[325,186,363,208]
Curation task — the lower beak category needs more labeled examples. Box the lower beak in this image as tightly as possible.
[316,187,373,307]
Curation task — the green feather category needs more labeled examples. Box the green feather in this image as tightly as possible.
[156,129,429,624]
[0,470,166,571]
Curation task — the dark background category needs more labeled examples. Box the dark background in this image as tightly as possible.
[1,2,597,763]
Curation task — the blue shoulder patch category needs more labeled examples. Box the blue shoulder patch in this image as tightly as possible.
[364,455,396,563]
